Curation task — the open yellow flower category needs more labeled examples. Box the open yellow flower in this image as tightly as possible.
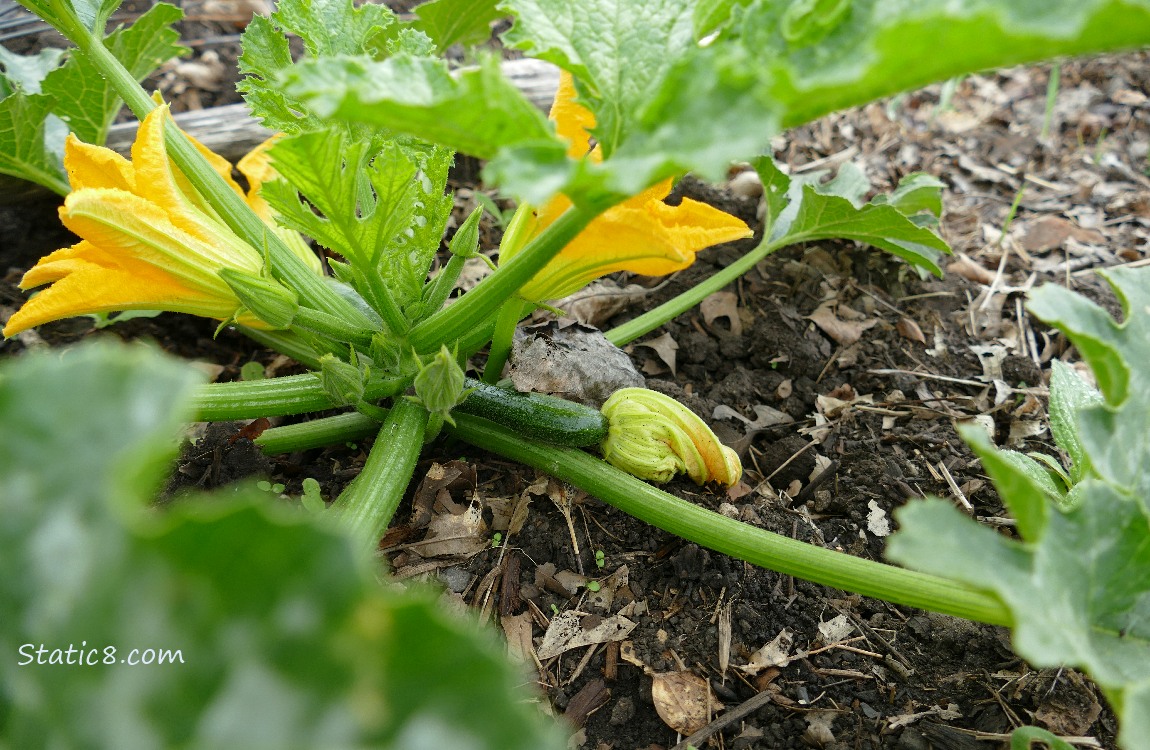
[501,72,754,303]
[3,105,317,337]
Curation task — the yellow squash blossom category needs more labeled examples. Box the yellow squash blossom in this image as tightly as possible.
[502,72,754,303]
[2,105,317,337]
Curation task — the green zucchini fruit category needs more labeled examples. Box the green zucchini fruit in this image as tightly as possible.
[454,378,608,448]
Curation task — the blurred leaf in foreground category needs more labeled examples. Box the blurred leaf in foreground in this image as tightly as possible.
[0,341,564,750]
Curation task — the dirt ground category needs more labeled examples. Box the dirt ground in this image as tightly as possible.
[3,3,1150,748]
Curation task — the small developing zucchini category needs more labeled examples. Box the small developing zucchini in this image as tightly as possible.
[454,378,609,448]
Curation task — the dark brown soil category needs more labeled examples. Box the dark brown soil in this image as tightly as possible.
[4,4,1147,748]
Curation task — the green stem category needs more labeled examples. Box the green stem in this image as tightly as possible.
[606,233,782,346]
[68,34,374,331]
[256,411,380,454]
[237,326,324,370]
[407,204,600,353]
[332,399,428,548]
[191,373,406,421]
[292,307,376,347]
[448,413,1012,626]
[256,407,1013,625]
[482,298,528,383]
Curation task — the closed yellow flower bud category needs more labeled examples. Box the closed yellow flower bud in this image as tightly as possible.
[600,388,742,487]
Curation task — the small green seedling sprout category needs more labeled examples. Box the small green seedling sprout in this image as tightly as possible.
[491,532,503,548]
[256,480,286,494]
[240,361,266,380]
[595,549,606,570]
[585,581,601,592]
[300,477,325,513]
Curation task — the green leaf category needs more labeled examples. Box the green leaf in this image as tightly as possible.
[501,0,693,159]
[889,489,1150,750]
[891,268,1150,749]
[1048,359,1103,484]
[0,92,70,194]
[261,128,453,312]
[282,53,553,161]
[1010,726,1077,750]
[238,0,397,134]
[870,172,945,220]
[0,341,565,750]
[958,424,1054,541]
[0,3,182,194]
[732,0,1150,130]
[1028,268,1149,495]
[0,46,66,97]
[753,155,950,274]
[693,0,755,38]
[42,2,186,145]
[413,0,503,49]
[15,0,120,37]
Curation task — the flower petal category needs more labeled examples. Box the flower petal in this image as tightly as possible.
[59,188,261,294]
[550,71,597,160]
[63,134,134,192]
[5,241,264,336]
[520,191,752,301]
[130,106,249,247]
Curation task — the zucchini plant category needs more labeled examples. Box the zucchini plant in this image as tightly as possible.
[3,0,1150,745]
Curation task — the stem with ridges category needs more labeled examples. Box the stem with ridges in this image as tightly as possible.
[482,298,528,383]
[451,413,1010,625]
[332,399,428,549]
[407,204,600,352]
[191,373,407,421]
[254,409,1011,625]
[606,233,783,346]
[256,411,381,454]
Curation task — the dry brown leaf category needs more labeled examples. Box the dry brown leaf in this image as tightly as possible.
[536,611,636,660]
[501,612,535,663]
[635,332,679,376]
[701,291,743,336]
[738,628,796,674]
[808,301,877,346]
[554,280,649,327]
[803,710,838,746]
[1018,215,1106,253]
[651,671,721,736]
[896,316,926,344]
[947,253,996,285]
[416,497,488,558]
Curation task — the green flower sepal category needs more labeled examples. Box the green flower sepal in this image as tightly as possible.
[600,388,742,487]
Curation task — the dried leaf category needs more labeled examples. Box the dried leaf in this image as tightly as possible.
[501,612,535,663]
[701,291,742,336]
[896,316,926,344]
[947,253,996,285]
[554,280,648,327]
[417,497,488,558]
[817,614,855,644]
[536,611,636,660]
[738,628,795,674]
[635,332,678,376]
[809,301,877,346]
[1018,215,1105,253]
[651,671,720,736]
